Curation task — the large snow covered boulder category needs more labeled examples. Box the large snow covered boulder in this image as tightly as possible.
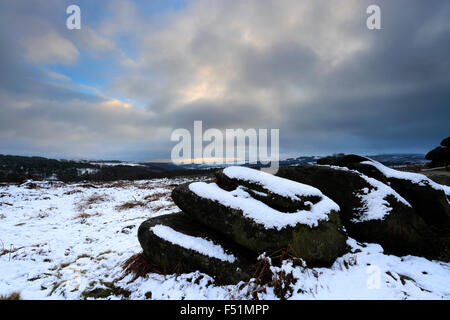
[172,167,348,266]
[138,212,255,284]
[276,165,431,257]
[317,154,450,229]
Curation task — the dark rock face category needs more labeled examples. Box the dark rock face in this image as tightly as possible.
[313,153,450,260]
[425,136,450,167]
[442,137,450,148]
[317,154,370,167]
[386,176,450,228]
[138,212,255,284]
[421,170,450,187]
[317,154,388,182]
[362,172,450,261]
[315,154,450,230]
[276,165,430,257]
[426,146,450,167]
[171,183,347,266]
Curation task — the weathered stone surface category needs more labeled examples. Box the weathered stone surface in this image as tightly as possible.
[441,137,450,148]
[317,154,388,182]
[316,154,450,229]
[424,136,450,167]
[276,165,432,257]
[172,180,348,266]
[216,169,321,212]
[426,146,450,167]
[386,176,450,228]
[317,154,369,167]
[422,170,450,187]
[138,212,255,284]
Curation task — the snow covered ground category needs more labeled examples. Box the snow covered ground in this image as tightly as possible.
[0,177,449,300]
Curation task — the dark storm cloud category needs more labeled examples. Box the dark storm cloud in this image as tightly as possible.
[0,0,449,160]
[132,0,449,156]
[275,0,450,154]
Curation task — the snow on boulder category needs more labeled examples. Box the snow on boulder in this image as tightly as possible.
[187,182,336,229]
[317,153,450,230]
[322,165,412,222]
[360,159,450,230]
[361,160,447,192]
[216,166,324,212]
[171,167,347,266]
[276,165,431,258]
[138,212,255,284]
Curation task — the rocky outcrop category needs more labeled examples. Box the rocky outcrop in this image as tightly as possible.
[426,147,450,167]
[426,136,450,168]
[138,159,450,283]
[138,212,255,284]
[316,154,450,229]
[276,165,430,257]
[312,154,450,260]
[442,137,450,148]
[172,167,348,266]
[139,166,348,284]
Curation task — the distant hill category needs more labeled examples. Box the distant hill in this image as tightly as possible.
[0,155,215,183]
[0,153,428,183]
[278,154,427,167]
[364,154,427,166]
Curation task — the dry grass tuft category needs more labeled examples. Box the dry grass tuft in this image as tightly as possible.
[115,190,172,211]
[64,189,82,195]
[272,269,295,299]
[105,181,131,189]
[84,194,108,205]
[150,204,175,212]
[118,252,162,283]
[115,200,147,211]
[0,292,21,300]
[74,212,101,219]
[0,243,21,259]
[37,211,49,219]
[105,181,169,190]
[77,193,108,212]
[143,192,169,202]
[245,247,300,300]
[77,183,99,189]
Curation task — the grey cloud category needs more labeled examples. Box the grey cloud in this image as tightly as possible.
[1,0,449,160]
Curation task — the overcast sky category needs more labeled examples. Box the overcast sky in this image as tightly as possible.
[0,0,449,161]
